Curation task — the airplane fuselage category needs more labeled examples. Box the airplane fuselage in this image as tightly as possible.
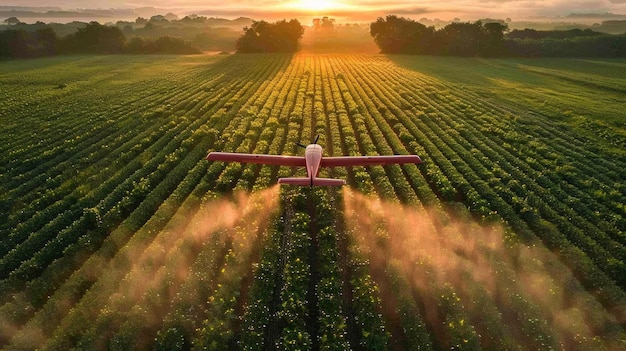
[305,144,322,182]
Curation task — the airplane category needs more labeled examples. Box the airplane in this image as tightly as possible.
[206,135,422,186]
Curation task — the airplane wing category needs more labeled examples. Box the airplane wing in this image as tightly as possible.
[206,152,306,167]
[321,155,421,167]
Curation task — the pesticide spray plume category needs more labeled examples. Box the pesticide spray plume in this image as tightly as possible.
[342,188,625,350]
[88,184,282,347]
[109,184,282,312]
[2,185,281,349]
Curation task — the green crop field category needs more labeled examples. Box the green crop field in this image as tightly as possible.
[0,53,625,350]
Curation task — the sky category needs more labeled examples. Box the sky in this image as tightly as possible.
[3,0,626,22]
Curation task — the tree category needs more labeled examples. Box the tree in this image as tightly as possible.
[481,22,509,56]
[369,17,509,56]
[4,17,22,25]
[125,37,148,54]
[62,22,125,54]
[431,21,508,56]
[150,36,200,54]
[164,13,179,21]
[313,17,335,32]
[370,15,434,54]
[125,36,199,54]
[0,30,28,57]
[0,27,57,57]
[434,21,484,56]
[35,27,58,56]
[122,25,133,36]
[236,19,304,53]
[149,15,169,24]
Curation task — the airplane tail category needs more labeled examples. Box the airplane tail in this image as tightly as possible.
[278,177,346,186]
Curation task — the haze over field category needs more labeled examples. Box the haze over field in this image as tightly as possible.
[2,0,626,22]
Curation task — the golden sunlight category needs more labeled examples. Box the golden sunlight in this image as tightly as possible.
[294,0,338,12]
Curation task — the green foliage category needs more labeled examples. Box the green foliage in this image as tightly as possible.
[236,19,304,53]
[506,34,626,57]
[60,22,126,54]
[0,54,625,351]
[505,28,626,57]
[0,27,57,57]
[370,16,508,57]
[370,15,435,54]
[0,21,202,57]
[371,16,626,57]
[155,327,188,351]
[125,36,200,54]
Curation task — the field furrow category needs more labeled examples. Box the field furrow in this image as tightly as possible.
[0,53,624,350]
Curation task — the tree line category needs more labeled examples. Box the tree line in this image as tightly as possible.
[1,18,306,57]
[505,28,626,57]
[370,15,626,57]
[370,16,508,56]
[114,14,246,52]
[6,15,623,58]
[0,21,200,58]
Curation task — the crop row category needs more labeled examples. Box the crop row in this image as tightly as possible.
[342,185,626,350]
[1,58,235,256]
[328,55,626,319]
[1,54,624,349]
[0,55,291,348]
[293,55,625,348]
[240,185,391,350]
[35,55,292,350]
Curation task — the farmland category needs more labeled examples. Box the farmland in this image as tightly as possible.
[0,53,625,350]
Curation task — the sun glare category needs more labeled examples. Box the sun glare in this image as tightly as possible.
[295,0,337,12]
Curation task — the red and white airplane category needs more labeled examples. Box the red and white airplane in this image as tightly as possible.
[206,136,422,186]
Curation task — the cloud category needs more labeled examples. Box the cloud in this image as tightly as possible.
[6,0,626,22]
[385,7,433,15]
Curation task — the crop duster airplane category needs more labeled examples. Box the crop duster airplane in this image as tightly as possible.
[206,135,422,186]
